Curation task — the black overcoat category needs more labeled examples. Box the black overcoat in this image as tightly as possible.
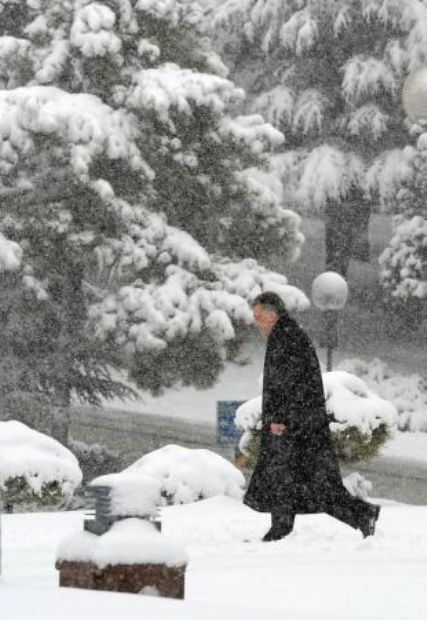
[244,313,347,514]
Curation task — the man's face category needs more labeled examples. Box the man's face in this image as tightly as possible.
[252,303,279,338]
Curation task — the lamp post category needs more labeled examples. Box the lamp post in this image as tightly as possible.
[403,66,427,124]
[312,271,349,371]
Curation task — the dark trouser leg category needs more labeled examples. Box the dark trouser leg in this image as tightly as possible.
[324,491,378,531]
[262,507,295,541]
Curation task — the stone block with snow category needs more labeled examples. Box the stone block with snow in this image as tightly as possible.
[84,471,162,535]
[56,518,188,599]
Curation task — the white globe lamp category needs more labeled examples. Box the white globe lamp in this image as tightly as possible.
[312,272,349,371]
[312,272,349,312]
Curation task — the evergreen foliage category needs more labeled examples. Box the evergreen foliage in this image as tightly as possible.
[0,0,307,406]
[206,0,427,276]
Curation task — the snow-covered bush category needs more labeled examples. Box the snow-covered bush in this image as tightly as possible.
[323,371,397,461]
[0,421,82,510]
[339,358,427,432]
[124,444,245,505]
[235,370,397,463]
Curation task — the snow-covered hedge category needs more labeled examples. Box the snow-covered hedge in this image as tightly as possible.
[338,358,427,433]
[123,445,245,505]
[235,370,397,463]
[0,421,82,510]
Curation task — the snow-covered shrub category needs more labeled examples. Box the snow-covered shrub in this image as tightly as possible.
[0,421,82,511]
[338,358,427,432]
[235,370,397,463]
[124,444,245,505]
[323,371,397,461]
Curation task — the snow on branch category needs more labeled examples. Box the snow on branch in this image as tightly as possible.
[406,0,427,70]
[34,39,70,85]
[237,168,305,261]
[292,89,326,136]
[280,9,318,56]
[90,256,309,354]
[333,5,353,37]
[0,231,23,272]
[135,0,203,28]
[0,36,30,88]
[341,104,390,141]
[71,2,122,58]
[296,145,364,212]
[127,63,244,122]
[216,114,284,154]
[0,86,149,178]
[379,214,427,300]
[361,0,412,29]
[94,203,212,278]
[384,39,409,76]
[342,55,397,105]
[253,86,294,129]
[365,147,416,208]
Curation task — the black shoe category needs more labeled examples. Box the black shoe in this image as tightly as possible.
[359,505,381,538]
[262,528,290,542]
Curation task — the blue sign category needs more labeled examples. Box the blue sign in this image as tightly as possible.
[216,400,245,445]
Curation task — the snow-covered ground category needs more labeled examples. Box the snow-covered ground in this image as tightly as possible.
[1,496,426,619]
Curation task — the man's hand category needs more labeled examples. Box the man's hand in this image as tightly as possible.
[270,423,286,436]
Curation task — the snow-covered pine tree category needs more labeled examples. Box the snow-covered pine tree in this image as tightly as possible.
[206,0,427,277]
[0,0,307,402]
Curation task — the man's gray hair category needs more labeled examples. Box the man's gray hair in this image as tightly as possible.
[251,292,288,316]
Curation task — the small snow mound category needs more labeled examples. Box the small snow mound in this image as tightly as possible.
[125,444,245,504]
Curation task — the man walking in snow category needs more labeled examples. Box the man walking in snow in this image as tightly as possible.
[244,291,381,542]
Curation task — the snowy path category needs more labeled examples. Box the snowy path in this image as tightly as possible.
[1,497,426,619]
